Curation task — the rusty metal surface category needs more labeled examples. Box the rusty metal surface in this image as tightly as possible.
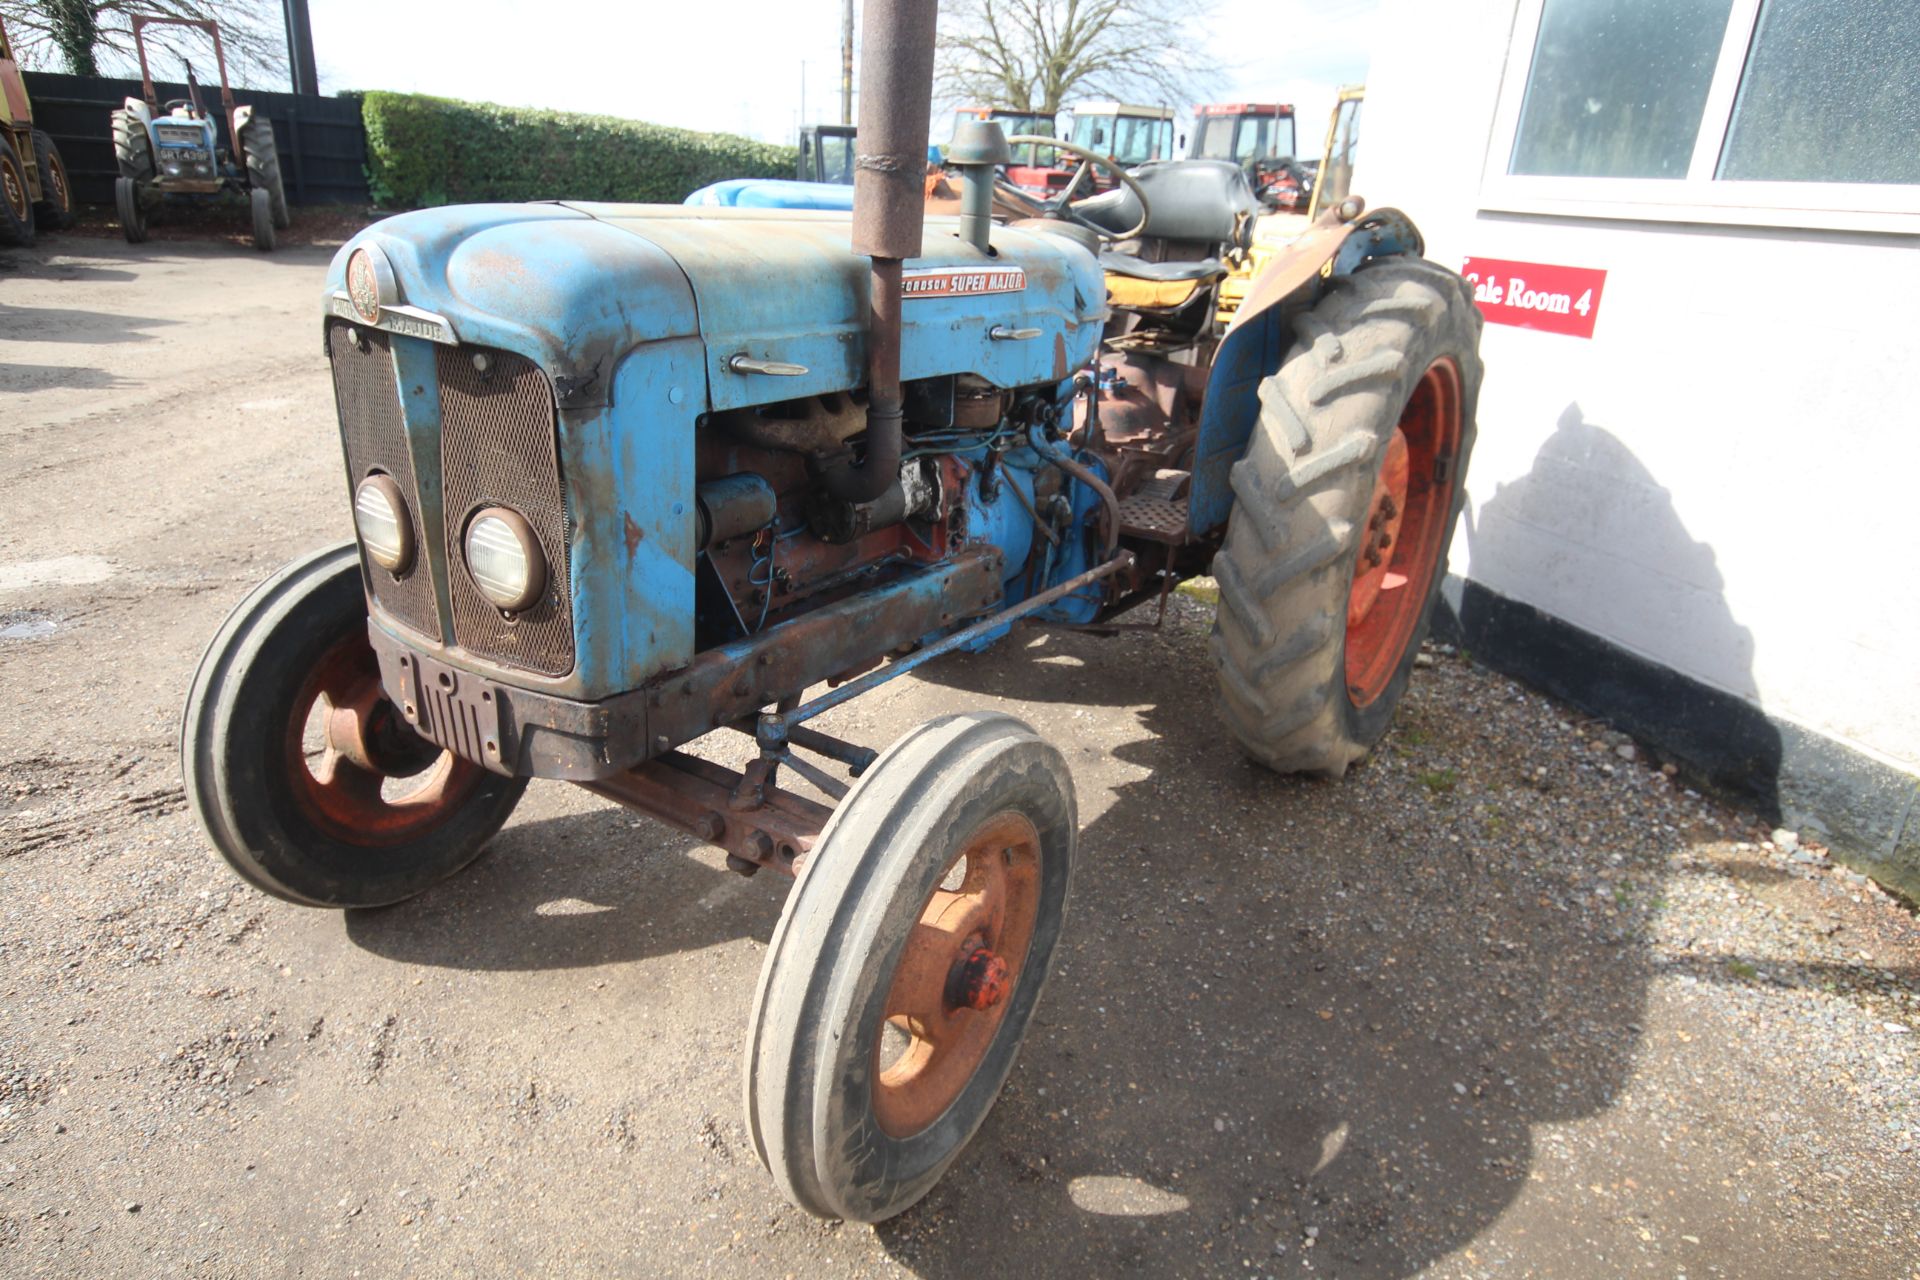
[1116,495,1190,544]
[583,752,832,876]
[436,344,575,677]
[850,0,938,260]
[327,325,441,640]
[368,549,1007,781]
[1222,200,1362,339]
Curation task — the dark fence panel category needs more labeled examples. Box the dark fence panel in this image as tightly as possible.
[20,71,368,206]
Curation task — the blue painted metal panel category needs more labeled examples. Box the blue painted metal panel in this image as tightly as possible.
[1187,222,1427,537]
[684,179,858,210]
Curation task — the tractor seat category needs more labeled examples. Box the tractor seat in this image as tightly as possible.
[1098,253,1223,282]
[1075,160,1258,246]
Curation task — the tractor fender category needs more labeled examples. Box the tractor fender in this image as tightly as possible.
[232,103,254,130]
[119,97,151,123]
[1185,200,1427,538]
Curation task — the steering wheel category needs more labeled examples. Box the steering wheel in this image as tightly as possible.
[1000,135,1152,242]
[162,99,202,119]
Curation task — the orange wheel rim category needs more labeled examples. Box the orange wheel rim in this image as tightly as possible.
[872,810,1042,1138]
[48,152,69,212]
[283,630,489,845]
[1,157,25,221]
[1345,357,1462,706]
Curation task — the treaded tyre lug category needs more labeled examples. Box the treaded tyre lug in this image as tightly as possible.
[1211,255,1483,776]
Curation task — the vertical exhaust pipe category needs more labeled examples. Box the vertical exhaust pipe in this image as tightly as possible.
[824,0,939,504]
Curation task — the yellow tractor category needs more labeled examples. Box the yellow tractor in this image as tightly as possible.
[1218,86,1365,324]
[0,14,76,245]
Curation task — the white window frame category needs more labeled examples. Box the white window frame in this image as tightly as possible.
[1480,0,1920,235]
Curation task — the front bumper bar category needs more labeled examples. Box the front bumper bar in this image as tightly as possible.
[369,548,1006,780]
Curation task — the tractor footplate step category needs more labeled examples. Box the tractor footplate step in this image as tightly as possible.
[1117,494,1191,544]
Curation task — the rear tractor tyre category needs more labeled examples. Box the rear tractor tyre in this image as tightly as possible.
[181,542,528,908]
[249,187,276,251]
[30,131,74,230]
[114,176,148,244]
[0,135,37,246]
[745,712,1077,1222]
[110,107,155,182]
[1211,255,1482,776]
[240,115,290,229]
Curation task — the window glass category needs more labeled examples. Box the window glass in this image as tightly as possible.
[1192,116,1235,159]
[1233,117,1272,160]
[1718,0,1920,184]
[820,135,853,184]
[1510,0,1733,178]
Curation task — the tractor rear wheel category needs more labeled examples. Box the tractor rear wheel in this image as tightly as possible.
[0,135,37,246]
[30,131,74,230]
[1211,255,1482,776]
[249,187,276,251]
[745,712,1076,1222]
[240,115,290,229]
[111,108,155,182]
[115,177,148,244]
[181,542,528,908]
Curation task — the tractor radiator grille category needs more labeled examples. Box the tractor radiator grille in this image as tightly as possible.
[326,324,441,640]
[436,345,575,677]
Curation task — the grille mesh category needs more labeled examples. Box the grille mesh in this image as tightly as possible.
[326,324,441,639]
[437,345,575,676]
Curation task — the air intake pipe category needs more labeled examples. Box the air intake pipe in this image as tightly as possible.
[822,0,939,504]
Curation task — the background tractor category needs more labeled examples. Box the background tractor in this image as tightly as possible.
[109,15,288,250]
[0,14,75,245]
[182,0,1478,1226]
[947,105,1061,193]
[1188,100,1312,211]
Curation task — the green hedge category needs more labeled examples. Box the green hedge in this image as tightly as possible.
[361,91,797,209]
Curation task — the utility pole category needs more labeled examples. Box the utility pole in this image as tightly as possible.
[840,0,853,126]
[282,0,318,96]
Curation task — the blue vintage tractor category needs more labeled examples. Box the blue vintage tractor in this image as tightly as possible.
[109,15,288,250]
[181,0,1481,1224]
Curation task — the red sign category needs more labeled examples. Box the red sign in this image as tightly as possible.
[1460,257,1607,339]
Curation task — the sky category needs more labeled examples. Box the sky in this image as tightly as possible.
[285,0,1377,151]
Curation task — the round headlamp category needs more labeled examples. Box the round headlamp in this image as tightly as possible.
[354,474,413,574]
[464,507,546,613]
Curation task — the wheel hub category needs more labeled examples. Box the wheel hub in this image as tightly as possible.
[1344,358,1464,707]
[871,810,1042,1137]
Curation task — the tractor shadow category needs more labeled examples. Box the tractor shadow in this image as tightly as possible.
[874,619,1656,1276]
[343,801,780,971]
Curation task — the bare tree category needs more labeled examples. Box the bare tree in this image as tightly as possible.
[2,0,286,87]
[937,0,1221,116]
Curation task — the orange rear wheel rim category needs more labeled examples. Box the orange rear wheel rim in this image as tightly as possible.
[1344,357,1462,706]
[1,156,26,222]
[872,810,1041,1138]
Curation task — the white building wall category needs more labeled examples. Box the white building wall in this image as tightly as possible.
[1357,0,1920,772]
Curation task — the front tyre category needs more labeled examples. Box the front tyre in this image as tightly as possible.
[239,115,290,229]
[745,712,1077,1222]
[30,131,74,230]
[249,187,276,251]
[1211,255,1482,776]
[114,177,148,244]
[181,543,527,908]
[0,135,37,246]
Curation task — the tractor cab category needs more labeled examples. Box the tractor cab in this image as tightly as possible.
[948,105,1060,192]
[1188,102,1309,211]
[796,123,856,184]
[1065,102,1176,188]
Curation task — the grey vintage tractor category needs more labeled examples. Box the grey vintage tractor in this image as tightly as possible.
[181,0,1481,1223]
[110,15,288,250]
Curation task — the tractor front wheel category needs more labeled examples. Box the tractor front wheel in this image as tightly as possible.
[30,131,73,230]
[1211,255,1482,775]
[240,115,290,229]
[181,543,527,908]
[111,107,155,182]
[249,187,276,251]
[0,135,37,246]
[114,177,148,244]
[745,712,1076,1222]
